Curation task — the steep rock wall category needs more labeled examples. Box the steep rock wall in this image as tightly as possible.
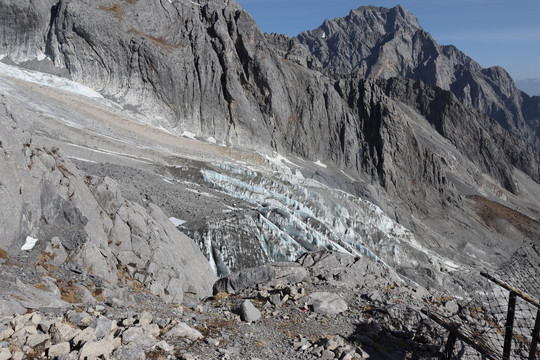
[297,5,540,150]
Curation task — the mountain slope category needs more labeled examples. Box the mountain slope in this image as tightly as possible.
[1,0,539,294]
[296,5,540,150]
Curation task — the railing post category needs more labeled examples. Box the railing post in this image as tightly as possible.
[444,331,457,360]
[503,292,517,360]
[529,308,540,360]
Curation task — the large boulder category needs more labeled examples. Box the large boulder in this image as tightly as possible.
[0,95,216,309]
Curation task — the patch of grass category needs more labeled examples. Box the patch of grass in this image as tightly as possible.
[33,252,58,272]
[468,195,540,240]
[254,339,265,348]
[99,3,124,19]
[54,278,82,304]
[130,28,185,49]
[214,291,229,301]
[33,283,47,290]
[116,264,149,295]
[61,287,80,303]
[0,247,7,259]
[198,317,235,338]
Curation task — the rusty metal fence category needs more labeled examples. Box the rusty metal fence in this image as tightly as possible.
[427,242,540,359]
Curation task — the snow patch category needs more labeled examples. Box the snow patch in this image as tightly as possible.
[169,217,186,227]
[444,260,461,272]
[162,177,174,184]
[340,169,355,182]
[181,131,197,140]
[68,156,97,163]
[265,153,298,174]
[66,142,153,164]
[21,236,38,251]
[314,160,327,168]
[36,52,46,61]
[0,62,103,99]
[185,187,217,198]
[206,136,217,144]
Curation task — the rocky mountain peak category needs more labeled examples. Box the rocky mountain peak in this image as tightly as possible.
[296,4,540,151]
[350,5,421,33]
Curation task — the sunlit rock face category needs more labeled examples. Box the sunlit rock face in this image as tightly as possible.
[297,5,540,150]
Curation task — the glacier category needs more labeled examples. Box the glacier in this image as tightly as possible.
[187,155,458,285]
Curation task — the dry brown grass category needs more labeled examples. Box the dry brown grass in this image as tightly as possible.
[58,281,82,303]
[116,264,149,295]
[99,3,124,19]
[32,252,58,272]
[254,339,265,348]
[468,195,540,240]
[131,28,185,49]
[0,247,7,259]
[198,317,235,337]
[11,294,24,301]
[214,291,229,301]
[33,283,47,290]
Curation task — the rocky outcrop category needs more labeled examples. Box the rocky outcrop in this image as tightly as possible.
[0,0,57,62]
[0,95,216,309]
[297,5,540,150]
[378,76,539,188]
[523,94,540,139]
[0,250,455,359]
[1,0,537,193]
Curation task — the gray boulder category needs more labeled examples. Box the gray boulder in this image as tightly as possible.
[304,292,348,315]
[213,262,308,294]
[166,322,203,341]
[239,300,261,322]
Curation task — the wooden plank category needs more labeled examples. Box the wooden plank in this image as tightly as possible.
[443,331,457,360]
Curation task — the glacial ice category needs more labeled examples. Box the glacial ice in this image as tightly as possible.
[187,155,460,281]
[0,62,103,99]
[198,162,418,273]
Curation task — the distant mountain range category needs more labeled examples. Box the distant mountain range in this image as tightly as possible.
[516,78,540,96]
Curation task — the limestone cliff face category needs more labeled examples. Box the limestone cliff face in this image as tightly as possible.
[297,5,540,150]
[0,0,57,62]
[1,0,539,280]
[1,0,537,174]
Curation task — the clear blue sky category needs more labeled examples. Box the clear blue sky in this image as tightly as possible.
[235,0,540,81]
